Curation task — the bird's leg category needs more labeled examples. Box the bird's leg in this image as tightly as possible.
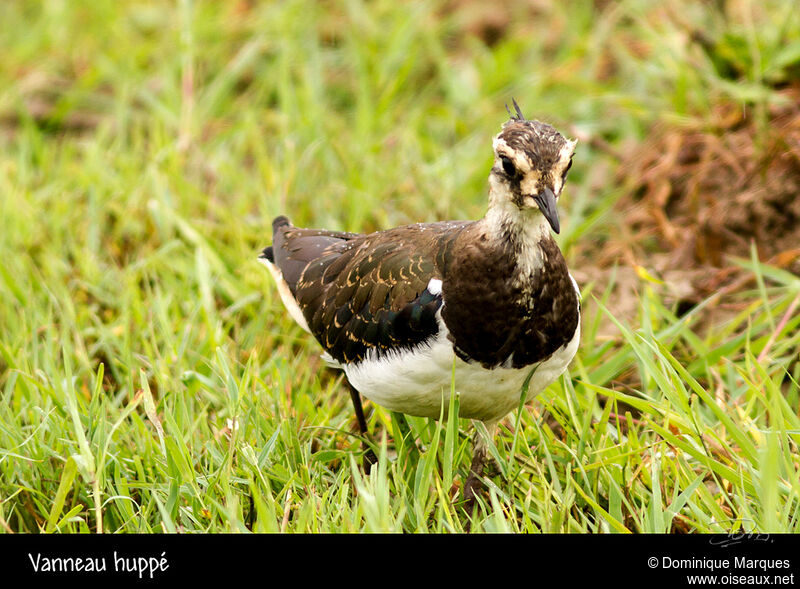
[463,420,498,511]
[347,380,377,468]
[463,445,486,508]
[391,411,421,487]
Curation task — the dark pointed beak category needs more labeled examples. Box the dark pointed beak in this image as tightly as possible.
[533,187,560,234]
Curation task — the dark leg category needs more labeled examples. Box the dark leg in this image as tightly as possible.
[463,441,487,509]
[391,411,421,488]
[463,440,486,533]
[463,420,498,515]
[391,411,420,463]
[347,380,377,468]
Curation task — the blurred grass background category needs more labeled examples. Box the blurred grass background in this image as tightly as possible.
[0,0,798,533]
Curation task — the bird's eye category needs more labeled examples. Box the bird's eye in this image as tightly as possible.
[500,156,517,177]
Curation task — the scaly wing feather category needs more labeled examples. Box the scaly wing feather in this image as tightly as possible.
[267,218,470,363]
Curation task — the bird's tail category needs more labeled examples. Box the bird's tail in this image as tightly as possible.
[259,216,292,262]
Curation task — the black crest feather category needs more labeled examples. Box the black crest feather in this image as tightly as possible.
[506,98,526,122]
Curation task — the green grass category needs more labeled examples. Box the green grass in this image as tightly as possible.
[0,0,798,533]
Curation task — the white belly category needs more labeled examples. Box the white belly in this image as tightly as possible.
[263,254,582,422]
[344,314,580,422]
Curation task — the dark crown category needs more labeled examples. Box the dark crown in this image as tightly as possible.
[499,100,571,168]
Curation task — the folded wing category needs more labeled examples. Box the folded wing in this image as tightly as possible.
[265,217,470,364]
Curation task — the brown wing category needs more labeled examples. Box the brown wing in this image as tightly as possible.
[264,216,470,363]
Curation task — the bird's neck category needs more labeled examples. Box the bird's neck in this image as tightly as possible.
[483,197,553,280]
[441,192,578,370]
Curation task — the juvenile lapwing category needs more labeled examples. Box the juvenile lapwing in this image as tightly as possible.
[260,101,580,504]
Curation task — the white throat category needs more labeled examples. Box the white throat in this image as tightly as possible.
[485,175,553,278]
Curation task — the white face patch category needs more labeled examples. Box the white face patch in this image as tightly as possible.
[493,136,532,176]
[494,134,542,204]
[553,138,577,195]
[520,174,541,197]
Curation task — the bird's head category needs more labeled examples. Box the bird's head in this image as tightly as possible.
[488,100,576,234]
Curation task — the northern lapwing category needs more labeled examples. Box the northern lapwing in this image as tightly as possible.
[260,101,581,505]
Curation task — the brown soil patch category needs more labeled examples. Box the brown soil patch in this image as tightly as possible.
[574,85,800,333]
[620,85,800,293]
